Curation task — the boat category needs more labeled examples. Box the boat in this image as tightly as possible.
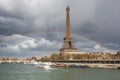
[69,65,89,68]
[117,67,120,69]
[35,62,53,69]
[53,63,68,67]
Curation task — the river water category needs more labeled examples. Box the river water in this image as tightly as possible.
[0,63,120,80]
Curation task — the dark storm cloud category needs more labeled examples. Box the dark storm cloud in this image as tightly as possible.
[0,0,66,36]
[71,0,120,50]
[74,21,99,36]
[0,0,97,35]
[93,0,120,44]
[94,0,120,51]
[0,16,29,35]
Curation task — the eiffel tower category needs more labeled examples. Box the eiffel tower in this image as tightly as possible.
[60,5,78,55]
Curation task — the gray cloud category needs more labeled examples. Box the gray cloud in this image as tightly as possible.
[93,0,120,43]
[73,0,120,50]
[0,34,61,57]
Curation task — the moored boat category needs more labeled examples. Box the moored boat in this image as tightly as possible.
[69,65,89,68]
[117,67,120,69]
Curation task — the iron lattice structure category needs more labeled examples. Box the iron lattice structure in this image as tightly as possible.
[60,5,78,55]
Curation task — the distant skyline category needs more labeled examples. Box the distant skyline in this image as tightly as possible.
[0,0,120,57]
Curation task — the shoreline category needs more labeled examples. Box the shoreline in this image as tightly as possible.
[53,63,120,69]
[0,60,120,70]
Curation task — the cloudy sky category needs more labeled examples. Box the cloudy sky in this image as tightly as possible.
[0,0,120,57]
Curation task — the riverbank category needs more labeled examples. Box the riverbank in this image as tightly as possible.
[0,60,120,70]
[52,62,120,69]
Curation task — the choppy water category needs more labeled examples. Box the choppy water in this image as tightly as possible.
[0,63,120,80]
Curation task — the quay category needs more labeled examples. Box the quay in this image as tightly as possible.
[52,59,120,64]
[52,59,120,69]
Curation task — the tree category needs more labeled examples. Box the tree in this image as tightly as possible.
[114,52,120,59]
[49,54,59,60]
[41,56,50,62]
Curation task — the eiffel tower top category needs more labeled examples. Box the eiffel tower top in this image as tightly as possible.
[66,4,70,11]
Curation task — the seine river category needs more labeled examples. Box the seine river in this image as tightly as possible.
[0,63,120,80]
